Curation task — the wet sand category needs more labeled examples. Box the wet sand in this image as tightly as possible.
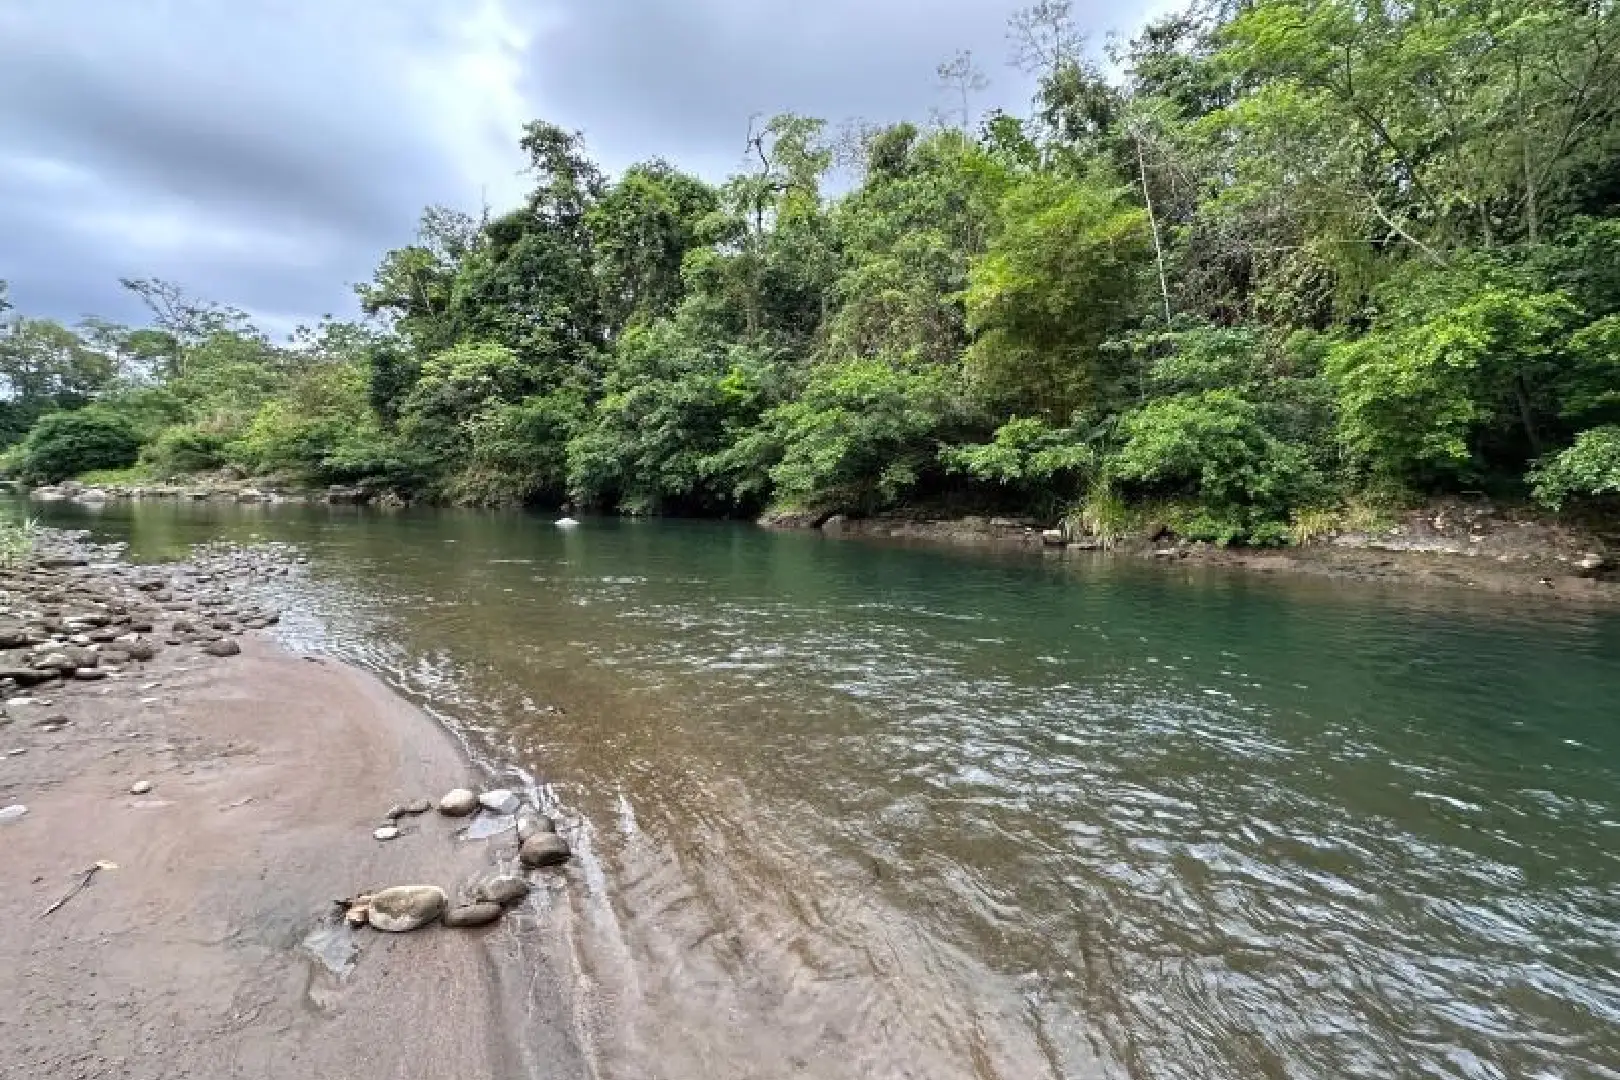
[0,633,584,1080]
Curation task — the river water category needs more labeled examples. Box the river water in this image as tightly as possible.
[24,500,1620,1080]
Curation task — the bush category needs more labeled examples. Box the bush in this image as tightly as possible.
[141,425,231,475]
[1530,426,1620,510]
[15,409,141,483]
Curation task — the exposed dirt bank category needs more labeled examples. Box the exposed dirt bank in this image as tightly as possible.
[787,501,1620,605]
[0,538,584,1080]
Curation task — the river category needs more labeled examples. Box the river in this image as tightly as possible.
[22,499,1620,1080]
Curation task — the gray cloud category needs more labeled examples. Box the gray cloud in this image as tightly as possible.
[0,0,1161,335]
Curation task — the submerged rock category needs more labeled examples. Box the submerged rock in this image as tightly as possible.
[519,832,572,868]
[516,810,555,841]
[365,885,447,932]
[438,788,479,817]
[444,902,504,928]
[478,788,522,815]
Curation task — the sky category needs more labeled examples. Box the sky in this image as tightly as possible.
[0,0,1167,337]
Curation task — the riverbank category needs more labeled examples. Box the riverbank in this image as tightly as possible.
[795,500,1620,604]
[0,533,584,1079]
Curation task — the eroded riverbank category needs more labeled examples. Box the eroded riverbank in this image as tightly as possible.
[0,531,584,1080]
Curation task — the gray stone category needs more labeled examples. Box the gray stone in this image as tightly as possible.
[519,832,572,868]
[516,810,556,842]
[478,788,522,815]
[386,799,434,820]
[202,639,241,658]
[471,873,531,906]
[373,826,401,842]
[438,788,479,817]
[31,652,75,672]
[365,885,447,932]
[443,902,504,928]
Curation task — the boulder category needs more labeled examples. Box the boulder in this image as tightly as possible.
[471,873,531,906]
[365,885,447,932]
[478,789,522,815]
[438,788,479,817]
[519,832,572,868]
[443,902,504,929]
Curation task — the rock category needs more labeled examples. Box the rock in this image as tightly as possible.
[516,810,556,841]
[1144,522,1172,543]
[1041,528,1065,546]
[73,667,108,681]
[478,788,522,815]
[373,826,401,842]
[130,780,153,795]
[438,788,479,817]
[821,514,848,534]
[386,798,434,820]
[519,832,572,868]
[1152,548,1182,559]
[0,804,27,824]
[99,648,132,665]
[0,626,31,649]
[365,885,446,932]
[443,902,504,928]
[471,873,531,906]
[0,667,57,686]
[345,903,370,928]
[127,641,159,662]
[202,639,241,658]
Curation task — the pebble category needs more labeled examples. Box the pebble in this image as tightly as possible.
[129,780,153,795]
[443,902,504,928]
[516,810,556,841]
[519,832,572,868]
[0,804,27,823]
[471,873,531,905]
[366,885,447,932]
[386,798,433,820]
[479,788,523,815]
[373,826,401,842]
[437,788,479,817]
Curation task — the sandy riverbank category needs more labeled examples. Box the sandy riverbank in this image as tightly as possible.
[0,540,585,1080]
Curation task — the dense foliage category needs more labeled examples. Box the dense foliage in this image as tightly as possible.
[6,0,1620,541]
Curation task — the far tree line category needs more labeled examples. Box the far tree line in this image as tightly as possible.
[4,0,1620,543]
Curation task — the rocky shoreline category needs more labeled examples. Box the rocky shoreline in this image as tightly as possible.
[16,478,378,506]
[778,501,1620,604]
[0,528,586,1079]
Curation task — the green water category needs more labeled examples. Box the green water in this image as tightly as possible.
[27,499,1620,1080]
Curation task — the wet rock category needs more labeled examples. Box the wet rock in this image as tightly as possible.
[444,902,504,928]
[471,873,530,905]
[516,810,556,841]
[373,826,401,842]
[202,639,241,658]
[365,885,446,932]
[479,788,522,815]
[437,788,479,817]
[130,780,153,795]
[519,832,572,868]
[386,798,434,820]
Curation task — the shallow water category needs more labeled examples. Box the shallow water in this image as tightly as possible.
[28,500,1620,1080]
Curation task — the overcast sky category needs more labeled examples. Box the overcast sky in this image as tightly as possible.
[0,0,1166,337]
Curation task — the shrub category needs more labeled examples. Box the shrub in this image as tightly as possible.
[1530,426,1620,510]
[141,425,231,475]
[15,409,141,483]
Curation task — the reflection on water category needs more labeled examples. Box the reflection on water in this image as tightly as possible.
[30,499,1620,1079]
